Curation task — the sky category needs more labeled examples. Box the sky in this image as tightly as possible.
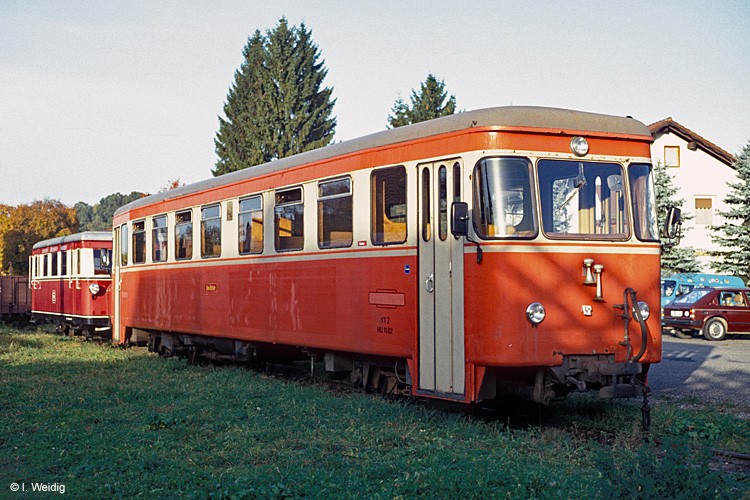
[1,0,749,207]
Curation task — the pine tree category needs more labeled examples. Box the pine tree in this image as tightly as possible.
[711,141,750,281]
[214,18,336,176]
[387,74,456,128]
[652,161,701,275]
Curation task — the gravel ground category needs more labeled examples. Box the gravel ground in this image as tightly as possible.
[649,333,750,409]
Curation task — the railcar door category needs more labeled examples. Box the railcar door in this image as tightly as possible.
[112,226,122,343]
[418,160,465,395]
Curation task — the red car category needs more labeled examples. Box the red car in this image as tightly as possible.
[662,286,750,341]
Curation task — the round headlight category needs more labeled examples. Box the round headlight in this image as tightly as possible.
[636,301,650,321]
[570,136,589,156]
[89,283,100,295]
[526,302,546,325]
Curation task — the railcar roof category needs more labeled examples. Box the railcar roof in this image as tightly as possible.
[115,106,651,217]
[32,231,113,250]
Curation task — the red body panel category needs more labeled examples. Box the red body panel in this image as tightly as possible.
[463,245,662,367]
[120,251,417,358]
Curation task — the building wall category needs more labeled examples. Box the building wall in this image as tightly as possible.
[651,134,737,271]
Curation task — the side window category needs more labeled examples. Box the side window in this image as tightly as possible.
[152,215,168,262]
[133,220,146,264]
[94,249,109,275]
[61,251,67,276]
[51,252,58,276]
[175,210,193,260]
[201,204,222,258]
[239,196,263,255]
[120,224,129,266]
[371,166,407,245]
[43,254,48,276]
[318,177,353,249]
[275,187,304,252]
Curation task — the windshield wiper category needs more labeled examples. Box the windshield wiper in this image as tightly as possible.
[556,163,586,214]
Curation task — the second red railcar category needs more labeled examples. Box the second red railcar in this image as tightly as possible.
[30,231,113,337]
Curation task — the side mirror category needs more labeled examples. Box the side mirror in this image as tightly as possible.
[451,202,469,237]
[661,206,682,247]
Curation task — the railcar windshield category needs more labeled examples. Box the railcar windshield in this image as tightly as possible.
[628,163,659,241]
[472,157,536,238]
[539,160,628,239]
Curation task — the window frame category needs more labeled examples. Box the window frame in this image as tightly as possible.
[152,214,168,262]
[472,156,538,240]
[132,220,146,264]
[370,165,408,246]
[538,158,629,241]
[239,195,264,255]
[317,176,353,249]
[201,204,222,259]
[174,210,193,261]
[274,186,305,253]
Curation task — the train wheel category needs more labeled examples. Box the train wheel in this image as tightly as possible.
[703,318,727,341]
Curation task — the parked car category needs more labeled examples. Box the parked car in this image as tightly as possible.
[662,286,750,341]
[661,273,745,308]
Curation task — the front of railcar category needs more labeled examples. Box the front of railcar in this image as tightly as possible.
[461,129,663,408]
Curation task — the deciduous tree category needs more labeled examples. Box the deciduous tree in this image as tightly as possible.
[0,199,78,274]
[214,18,336,176]
[76,192,146,231]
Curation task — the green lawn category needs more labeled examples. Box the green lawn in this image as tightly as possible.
[0,326,747,498]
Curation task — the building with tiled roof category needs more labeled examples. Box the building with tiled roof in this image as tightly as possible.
[649,118,737,271]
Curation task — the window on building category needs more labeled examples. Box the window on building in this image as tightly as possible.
[371,166,407,245]
[152,215,168,262]
[275,187,304,252]
[132,220,146,264]
[239,196,263,254]
[201,204,222,258]
[318,177,353,249]
[664,146,680,168]
[695,197,713,225]
[175,210,193,260]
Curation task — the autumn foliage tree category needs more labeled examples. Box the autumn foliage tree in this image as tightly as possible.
[0,199,78,274]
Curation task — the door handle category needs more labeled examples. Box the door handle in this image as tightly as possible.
[425,273,434,293]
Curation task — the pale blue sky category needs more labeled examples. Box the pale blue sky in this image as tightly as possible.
[1,1,748,206]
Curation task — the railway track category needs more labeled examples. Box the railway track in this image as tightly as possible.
[712,448,750,474]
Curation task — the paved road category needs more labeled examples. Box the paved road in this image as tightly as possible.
[649,333,750,407]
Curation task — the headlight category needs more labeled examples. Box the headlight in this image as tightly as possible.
[526,302,546,325]
[89,283,100,295]
[636,301,650,321]
[570,136,589,156]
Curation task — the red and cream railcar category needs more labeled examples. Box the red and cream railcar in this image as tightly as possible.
[30,232,112,336]
[112,106,662,405]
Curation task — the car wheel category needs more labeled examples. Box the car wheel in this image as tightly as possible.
[703,318,727,341]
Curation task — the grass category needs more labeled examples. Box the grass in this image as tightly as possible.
[0,325,748,498]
